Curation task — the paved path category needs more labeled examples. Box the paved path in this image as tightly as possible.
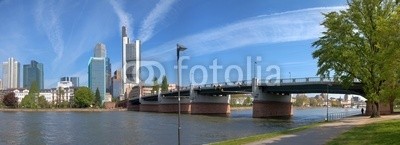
[246,115,400,145]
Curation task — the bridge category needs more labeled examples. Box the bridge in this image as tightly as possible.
[128,77,364,118]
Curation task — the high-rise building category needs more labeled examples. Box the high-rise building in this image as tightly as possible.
[60,77,79,87]
[23,60,44,89]
[88,43,108,104]
[0,79,2,90]
[94,43,106,58]
[112,69,122,98]
[106,57,111,93]
[121,26,141,99]
[2,57,20,89]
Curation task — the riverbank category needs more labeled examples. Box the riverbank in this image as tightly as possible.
[211,114,400,145]
[230,106,252,111]
[0,108,127,112]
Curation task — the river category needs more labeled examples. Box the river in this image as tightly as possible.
[0,108,359,145]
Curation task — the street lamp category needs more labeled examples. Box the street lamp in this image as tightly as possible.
[326,83,332,121]
[177,43,187,145]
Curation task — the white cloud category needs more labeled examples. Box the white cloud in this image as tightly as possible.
[35,1,64,68]
[109,0,133,37]
[143,6,347,62]
[138,0,177,43]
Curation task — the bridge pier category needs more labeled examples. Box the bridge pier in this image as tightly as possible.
[252,78,293,118]
[158,96,191,113]
[190,91,231,115]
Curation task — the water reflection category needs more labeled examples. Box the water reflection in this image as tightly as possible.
[0,108,359,145]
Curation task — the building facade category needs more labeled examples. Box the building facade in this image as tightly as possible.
[121,26,141,100]
[2,57,20,89]
[23,60,44,89]
[88,43,108,104]
[60,77,79,87]
[112,69,122,98]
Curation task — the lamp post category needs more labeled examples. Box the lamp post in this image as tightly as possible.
[177,44,187,145]
[326,83,331,121]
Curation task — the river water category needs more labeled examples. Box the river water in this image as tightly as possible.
[0,108,359,145]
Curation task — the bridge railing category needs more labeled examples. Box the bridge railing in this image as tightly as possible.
[165,77,361,93]
[328,111,361,121]
[260,77,361,86]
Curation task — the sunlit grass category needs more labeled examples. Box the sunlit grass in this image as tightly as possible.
[210,122,323,145]
[327,119,400,145]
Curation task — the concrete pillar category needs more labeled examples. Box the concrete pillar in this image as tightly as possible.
[158,96,191,113]
[139,91,160,112]
[252,78,293,118]
[190,90,231,115]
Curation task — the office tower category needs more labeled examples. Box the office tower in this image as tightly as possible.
[121,26,141,99]
[112,69,122,98]
[95,43,106,58]
[106,57,111,93]
[60,77,79,87]
[23,60,44,89]
[2,57,20,89]
[88,43,107,104]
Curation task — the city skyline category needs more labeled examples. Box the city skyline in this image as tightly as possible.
[0,0,348,88]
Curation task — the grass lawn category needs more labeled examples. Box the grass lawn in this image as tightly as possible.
[327,119,400,145]
[210,123,322,145]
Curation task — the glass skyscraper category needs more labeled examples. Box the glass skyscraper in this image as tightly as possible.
[2,57,20,89]
[23,60,44,89]
[88,43,108,104]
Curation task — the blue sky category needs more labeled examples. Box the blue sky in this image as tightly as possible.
[0,0,348,88]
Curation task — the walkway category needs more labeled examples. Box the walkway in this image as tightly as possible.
[246,115,400,145]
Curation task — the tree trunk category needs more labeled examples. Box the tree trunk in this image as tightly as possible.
[370,101,381,118]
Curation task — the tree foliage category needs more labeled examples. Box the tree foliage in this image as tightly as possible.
[152,77,159,94]
[21,82,40,108]
[3,92,18,108]
[74,87,94,108]
[312,0,400,117]
[94,88,101,107]
[161,75,169,93]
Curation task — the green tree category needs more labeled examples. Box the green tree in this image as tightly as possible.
[21,82,40,108]
[309,98,318,107]
[161,75,169,93]
[294,94,309,107]
[74,87,94,108]
[243,96,252,106]
[3,92,18,108]
[38,95,49,108]
[152,77,159,94]
[312,0,400,117]
[94,88,101,107]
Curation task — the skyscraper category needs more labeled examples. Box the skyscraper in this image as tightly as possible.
[60,77,79,87]
[23,60,44,89]
[94,43,106,58]
[88,43,107,104]
[121,26,141,99]
[106,57,111,92]
[2,57,20,89]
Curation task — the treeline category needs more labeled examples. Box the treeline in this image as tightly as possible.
[0,82,104,109]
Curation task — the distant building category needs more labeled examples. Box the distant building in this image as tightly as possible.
[121,26,141,100]
[94,43,106,58]
[88,43,107,104]
[60,77,79,87]
[2,57,20,89]
[106,57,111,93]
[0,79,2,90]
[112,69,122,98]
[54,81,75,103]
[23,60,44,89]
